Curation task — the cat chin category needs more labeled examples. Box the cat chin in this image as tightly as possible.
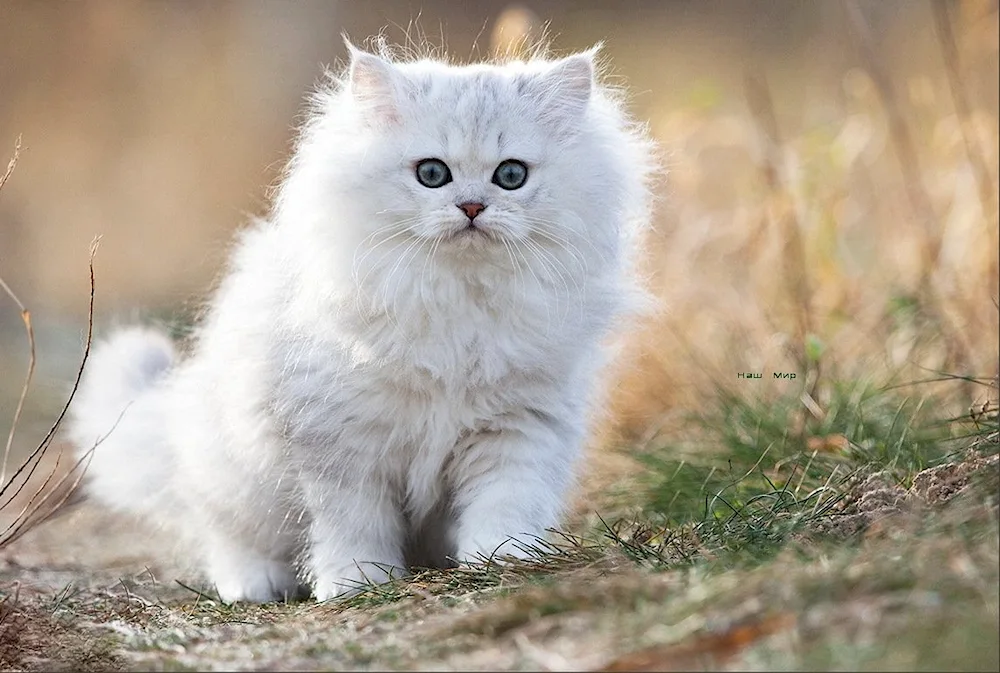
[421,224,506,252]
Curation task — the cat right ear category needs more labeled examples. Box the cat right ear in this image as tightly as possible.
[346,42,403,126]
[521,51,595,139]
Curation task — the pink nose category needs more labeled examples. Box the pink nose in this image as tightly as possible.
[457,202,486,220]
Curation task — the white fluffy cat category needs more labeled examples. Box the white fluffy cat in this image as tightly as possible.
[68,41,655,603]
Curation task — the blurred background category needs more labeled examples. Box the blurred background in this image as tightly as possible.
[1,0,997,486]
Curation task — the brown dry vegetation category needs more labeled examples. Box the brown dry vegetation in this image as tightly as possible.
[1,1,999,671]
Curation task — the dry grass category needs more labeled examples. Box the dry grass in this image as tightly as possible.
[604,0,998,450]
[0,588,123,672]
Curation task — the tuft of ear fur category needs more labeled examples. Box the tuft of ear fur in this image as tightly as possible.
[544,53,594,109]
[345,40,403,126]
[526,50,596,136]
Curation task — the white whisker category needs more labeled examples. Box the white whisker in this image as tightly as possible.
[508,236,554,333]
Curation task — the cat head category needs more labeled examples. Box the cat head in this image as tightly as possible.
[280,42,653,286]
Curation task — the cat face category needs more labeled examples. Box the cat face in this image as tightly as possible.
[280,45,646,298]
[311,48,624,261]
[348,50,596,251]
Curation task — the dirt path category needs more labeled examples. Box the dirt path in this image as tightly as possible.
[2,453,998,672]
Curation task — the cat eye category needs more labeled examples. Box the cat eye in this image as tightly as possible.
[492,159,528,190]
[415,159,453,188]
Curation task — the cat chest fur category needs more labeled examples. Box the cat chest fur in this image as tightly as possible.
[273,314,569,453]
[274,286,575,471]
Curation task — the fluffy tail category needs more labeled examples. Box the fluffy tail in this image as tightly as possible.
[68,326,178,517]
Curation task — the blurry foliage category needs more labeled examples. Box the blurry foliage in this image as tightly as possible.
[608,0,998,453]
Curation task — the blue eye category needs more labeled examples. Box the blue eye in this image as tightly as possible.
[492,159,528,190]
[415,159,452,188]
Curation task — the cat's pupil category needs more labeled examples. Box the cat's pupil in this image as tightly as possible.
[492,160,528,190]
[416,159,452,188]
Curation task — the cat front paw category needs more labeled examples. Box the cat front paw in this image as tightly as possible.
[311,560,408,602]
[455,532,542,566]
[211,558,305,604]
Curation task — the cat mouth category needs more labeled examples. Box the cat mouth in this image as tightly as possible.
[451,223,498,243]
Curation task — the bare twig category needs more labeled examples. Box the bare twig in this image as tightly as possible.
[0,238,100,549]
[0,442,65,535]
[0,135,19,193]
[0,278,34,491]
[0,138,30,488]
[0,447,94,548]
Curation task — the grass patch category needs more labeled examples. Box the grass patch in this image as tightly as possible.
[620,374,997,569]
[325,533,613,613]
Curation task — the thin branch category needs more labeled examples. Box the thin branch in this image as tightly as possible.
[0,441,65,537]
[0,239,100,548]
[0,135,20,193]
[0,446,94,548]
[0,137,30,487]
[0,280,34,490]
[0,238,99,508]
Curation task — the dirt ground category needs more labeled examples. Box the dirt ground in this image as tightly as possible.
[1,449,997,672]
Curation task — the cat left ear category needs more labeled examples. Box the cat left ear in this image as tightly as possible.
[346,43,403,126]
[529,51,595,133]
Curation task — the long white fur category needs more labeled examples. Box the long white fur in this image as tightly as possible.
[67,41,656,603]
